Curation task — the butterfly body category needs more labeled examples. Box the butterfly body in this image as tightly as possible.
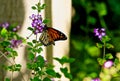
[39,26,67,46]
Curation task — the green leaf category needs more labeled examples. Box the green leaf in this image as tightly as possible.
[72,39,83,51]
[38,9,41,13]
[5,78,10,81]
[37,2,40,6]
[96,43,103,48]
[67,58,75,63]
[27,27,33,31]
[114,58,119,65]
[38,47,43,52]
[54,56,75,65]
[7,53,12,57]
[15,64,21,71]
[2,41,10,47]
[1,28,8,37]
[32,47,42,53]
[56,72,61,78]
[41,4,46,9]
[36,55,45,67]
[66,73,72,79]
[106,43,114,49]
[31,63,38,69]
[32,40,37,43]
[60,67,72,79]
[37,55,44,62]
[43,77,51,81]
[88,16,96,25]
[27,42,33,47]
[46,69,56,77]
[28,52,35,60]
[54,57,63,65]
[27,27,34,31]
[97,58,106,65]
[16,64,21,67]
[5,47,13,52]
[87,46,100,57]
[60,67,68,73]
[7,64,21,71]
[105,53,114,59]
[27,47,33,51]
[32,6,37,10]
[43,19,50,24]
[37,48,43,53]
[12,51,18,57]
[101,36,111,43]
[27,63,32,69]
[32,76,41,81]
[96,2,107,16]
[21,38,26,43]
[7,49,18,57]
[34,43,43,48]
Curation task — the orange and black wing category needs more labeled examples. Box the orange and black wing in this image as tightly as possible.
[39,27,67,46]
[47,27,67,41]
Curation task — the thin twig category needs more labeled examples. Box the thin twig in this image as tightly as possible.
[0,51,26,81]
[0,51,14,81]
[12,58,26,81]
[26,33,33,39]
[0,51,13,65]
[0,54,3,59]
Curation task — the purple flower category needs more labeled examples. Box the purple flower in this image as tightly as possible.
[50,78,55,81]
[92,78,100,81]
[34,29,40,34]
[13,28,17,32]
[94,28,106,40]
[13,25,21,32]
[1,22,9,29]
[10,39,22,48]
[103,60,113,68]
[29,14,45,34]
[16,25,21,29]
[0,22,21,32]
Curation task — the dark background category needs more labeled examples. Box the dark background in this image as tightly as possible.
[70,0,120,81]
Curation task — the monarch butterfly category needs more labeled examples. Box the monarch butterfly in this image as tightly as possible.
[39,25,67,46]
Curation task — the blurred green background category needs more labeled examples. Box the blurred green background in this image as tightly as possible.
[70,0,120,81]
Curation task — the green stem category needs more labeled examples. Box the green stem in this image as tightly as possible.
[26,32,33,39]
[34,34,38,62]
[40,67,43,80]
[103,42,106,59]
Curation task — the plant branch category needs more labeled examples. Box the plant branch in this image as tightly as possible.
[0,54,3,59]
[0,51,13,65]
[27,32,33,39]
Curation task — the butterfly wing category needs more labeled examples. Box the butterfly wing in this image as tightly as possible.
[39,29,54,46]
[39,27,67,46]
[47,27,67,41]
